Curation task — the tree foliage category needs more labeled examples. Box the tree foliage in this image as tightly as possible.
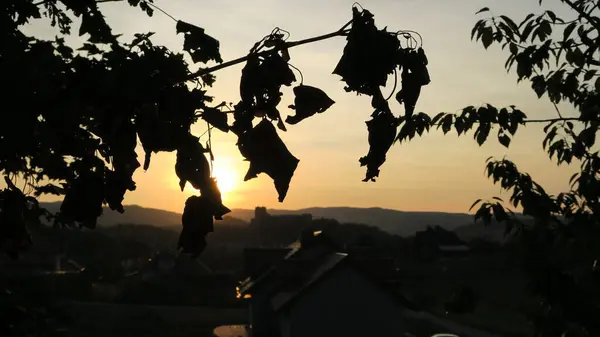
[0,1,432,259]
[425,1,599,336]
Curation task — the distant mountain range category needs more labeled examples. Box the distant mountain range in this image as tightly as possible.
[39,202,507,240]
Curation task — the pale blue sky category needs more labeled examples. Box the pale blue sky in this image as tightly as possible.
[19,0,578,213]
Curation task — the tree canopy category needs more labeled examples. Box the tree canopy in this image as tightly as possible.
[2,0,600,336]
[1,1,432,258]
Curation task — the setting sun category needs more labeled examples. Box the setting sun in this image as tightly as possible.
[211,162,237,194]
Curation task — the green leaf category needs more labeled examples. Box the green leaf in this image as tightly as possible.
[563,21,577,41]
[584,70,597,81]
[471,20,485,40]
[521,21,536,42]
[441,114,453,134]
[469,199,482,211]
[481,27,494,49]
[492,203,508,222]
[475,123,491,145]
[498,131,511,148]
[519,13,535,28]
[431,112,446,125]
[499,15,519,33]
[595,77,600,92]
[578,127,596,147]
[476,7,490,14]
[509,43,518,55]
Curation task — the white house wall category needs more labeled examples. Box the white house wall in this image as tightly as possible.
[285,264,406,337]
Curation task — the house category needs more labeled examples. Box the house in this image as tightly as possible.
[243,247,293,280]
[250,207,313,246]
[438,244,470,259]
[238,230,418,337]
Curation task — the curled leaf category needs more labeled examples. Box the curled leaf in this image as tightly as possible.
[359,110,398,182]
[175,134,230,220]
[395,67,422,119]
[286,85,336,125]
[200,106,229,132]
[175,135,210,192]
[333,7,400,95]
[237,119,299,202]
[0,179,33,259]
[176,20,222,64]
[179,195,214,257]
[60,169,105,229]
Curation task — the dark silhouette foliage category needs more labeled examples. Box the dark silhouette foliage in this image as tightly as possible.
[0,1,433,258]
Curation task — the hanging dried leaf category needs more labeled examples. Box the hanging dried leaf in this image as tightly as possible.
[200,106,229,132]
[176,20,222,64]
[237,119,299,202]
[0,177,33,260]
[359,109,398,182]
[174,134,230,220]
[240,57,261,106]
[286,85,336,125]
[60,169,105,229]
[175,135,210,191]
[414,47,431,86]
[230,101,254,136]
[201,177,231,220]
[179,195,214,257]
[333,7,400,96]
[238,53,296,132]
[395,48,431,118]
[104,169,134,213]
[396,67,422,119]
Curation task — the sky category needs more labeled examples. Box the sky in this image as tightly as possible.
[18,0,580,214]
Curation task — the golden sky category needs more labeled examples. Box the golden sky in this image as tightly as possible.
[18,0,579,214]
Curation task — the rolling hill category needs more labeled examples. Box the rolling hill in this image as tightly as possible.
[39,202,495,237]
[227,207,477,236]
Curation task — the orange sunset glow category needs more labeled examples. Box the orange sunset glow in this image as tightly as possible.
[12,0,579,214]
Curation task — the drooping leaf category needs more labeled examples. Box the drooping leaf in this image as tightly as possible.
[200,106,229,132]
[286,85,335,124]
[237,119,299,202]
[176,20,222,64]
[0,178,33,259]
[333,7,400,96]
[179,195,214,257]
[359,109,398,182]
[175,134,211,192]
[59,168,105,229]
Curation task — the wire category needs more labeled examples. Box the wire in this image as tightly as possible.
[288,63,304,85]
[144,2,178,22]
[396,30,423,48]
[384,68,398,101]
[352,2,364,11]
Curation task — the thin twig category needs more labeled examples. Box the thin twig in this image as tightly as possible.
[429,117,580,127]
[562,0,600,32]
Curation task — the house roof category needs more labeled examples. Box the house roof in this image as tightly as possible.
[238,231,341,295]
[270,252,348,310]
[239,231,419,313]
[270,252,419,312]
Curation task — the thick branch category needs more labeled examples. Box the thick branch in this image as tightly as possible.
[186,28,350,81]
